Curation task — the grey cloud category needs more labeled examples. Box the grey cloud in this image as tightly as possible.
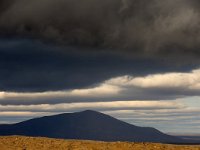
[0,78,199,106]
[0,0,200,61]
[0,101,183,113]
[1,37,195,92]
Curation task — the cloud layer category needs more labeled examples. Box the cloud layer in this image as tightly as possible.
[1,38,195,92]
[0,101,183,112]
[1,68,200,105]
[1,0,200,60]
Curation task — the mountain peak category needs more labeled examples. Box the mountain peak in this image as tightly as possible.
[75,110,106,117]
[80,110,99,114]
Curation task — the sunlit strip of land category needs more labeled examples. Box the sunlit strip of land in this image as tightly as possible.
[0,136,199,150]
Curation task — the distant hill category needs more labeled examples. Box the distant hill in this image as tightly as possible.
[168,133,200,142]
[0,110,193,143]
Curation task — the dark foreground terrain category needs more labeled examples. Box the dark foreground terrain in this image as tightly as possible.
[0,136,199,150]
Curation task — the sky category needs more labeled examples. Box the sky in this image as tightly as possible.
[0,0,200,134]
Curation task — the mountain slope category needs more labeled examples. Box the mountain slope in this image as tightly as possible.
[0,110,186,143]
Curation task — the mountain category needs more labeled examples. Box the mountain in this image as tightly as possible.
[0,110,190,143]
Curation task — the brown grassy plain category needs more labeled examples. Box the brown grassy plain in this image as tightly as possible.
[0,136,199,150]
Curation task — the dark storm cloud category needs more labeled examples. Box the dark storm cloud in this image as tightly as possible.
[0,0,200,92]
[1,37,196,92]
[0,0,200,61]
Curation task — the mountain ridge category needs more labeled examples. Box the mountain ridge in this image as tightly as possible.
[0,110,193,143]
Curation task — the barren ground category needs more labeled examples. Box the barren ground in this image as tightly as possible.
[0,136,199,150]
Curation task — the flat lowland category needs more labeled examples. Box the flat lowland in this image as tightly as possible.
[0,136,199,150]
